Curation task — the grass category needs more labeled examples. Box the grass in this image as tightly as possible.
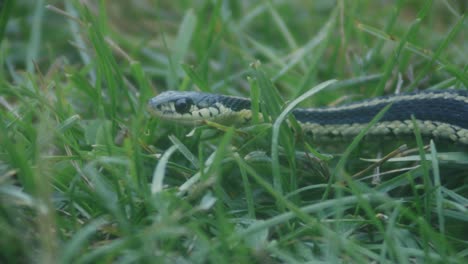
[0,0,467,263]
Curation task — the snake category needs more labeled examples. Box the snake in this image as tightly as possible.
[148,89,468,145]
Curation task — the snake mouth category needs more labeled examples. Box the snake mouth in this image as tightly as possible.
[149,112,206,125]
[147,100,205,125]
[148,103,246,126]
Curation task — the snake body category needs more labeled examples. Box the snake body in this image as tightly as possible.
[148,90,468,145]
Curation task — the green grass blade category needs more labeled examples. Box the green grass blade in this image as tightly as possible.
[26,0,45,73]
[151,145,178,194]
[372,18,422,95]
[271,79,336,196]
[411,116,432,222]
[323,103,393,200]
[0,0,14,44]
[59,218,108,263]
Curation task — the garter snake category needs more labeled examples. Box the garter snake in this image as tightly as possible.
[148,89,468,145]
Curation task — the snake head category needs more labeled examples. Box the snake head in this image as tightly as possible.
[148,91,252,125]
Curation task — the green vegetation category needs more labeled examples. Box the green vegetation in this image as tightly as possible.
[1,0,467,263]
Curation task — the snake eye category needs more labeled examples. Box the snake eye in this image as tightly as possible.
[174,98,192,113]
